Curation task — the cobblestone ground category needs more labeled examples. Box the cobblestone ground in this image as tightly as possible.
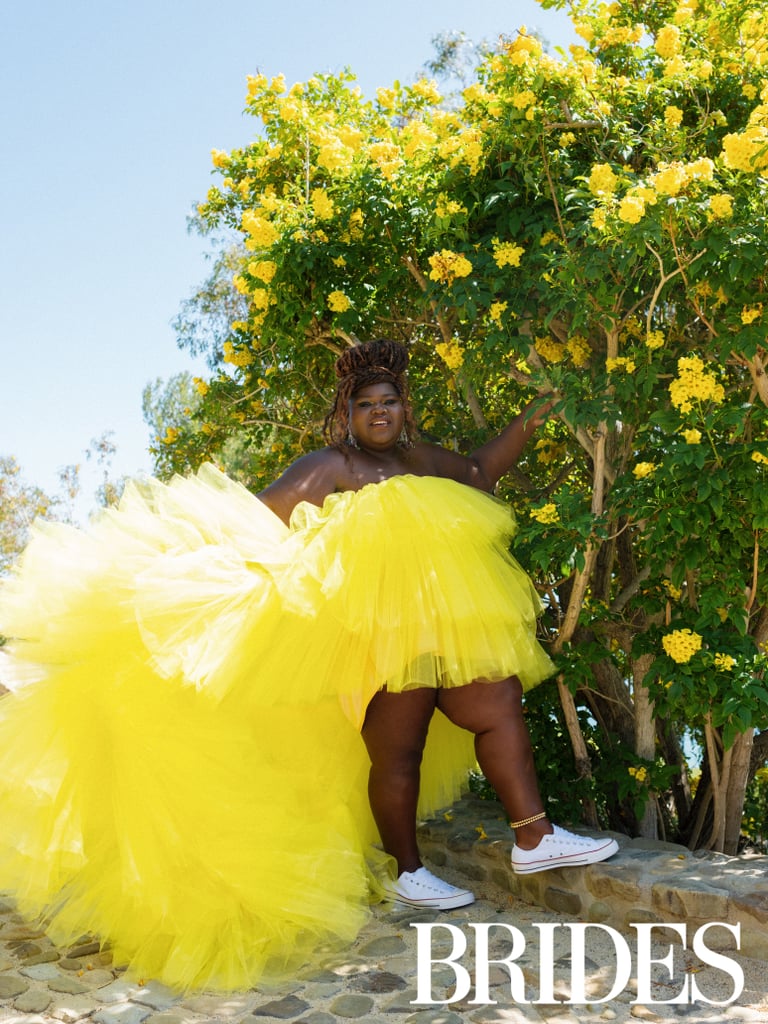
[2,860,767,1024]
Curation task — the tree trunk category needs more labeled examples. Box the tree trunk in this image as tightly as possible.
[633,653,657,839]
[723,727,754,855]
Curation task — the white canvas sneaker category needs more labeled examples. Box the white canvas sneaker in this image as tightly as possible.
[384,866,475,909]
[511,824,619,874]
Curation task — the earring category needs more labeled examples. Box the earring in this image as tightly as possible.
[398,428,414,449]
[347,428,359,449]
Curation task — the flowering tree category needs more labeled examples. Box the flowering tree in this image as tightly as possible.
[163,0,768,853]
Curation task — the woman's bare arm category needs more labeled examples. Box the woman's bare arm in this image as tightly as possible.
[257,449,345,525]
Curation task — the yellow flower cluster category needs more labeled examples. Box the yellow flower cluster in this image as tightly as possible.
[722,125,768,174]
[714,653,735,671]
[242,211,278,248]
[741,305,762,324]
[663,580,682,601]
[248,260,277,283]
[618,196,645,224]
[567,335,591,367]
[162,426,179,445]
[662,628,703,664]
[529,503,560,525]
[668,355,725,413]
[311,188,335,220]
[435,340,465,370]
[655,22,682,58]
[628,766,648,783]
[633,462,657,479]
[588,163,619,196]
[535,439,565,465]
[223,341,253,367]
[327,290,351,313]
[606,356,636,373]
[650,162,688,197]
[492,239,525,268]
[211,149,230,169]
[489,301,507,325]
[368,141,403,180]
[664,105,683,128]
[646,330,665,350]
[535,336,566,363]
[193,377,209,397]
[435,195,467,219]
[683,429,702,444]
[752,451,768,466]
[708,194,734,219]
[428,250,473,284]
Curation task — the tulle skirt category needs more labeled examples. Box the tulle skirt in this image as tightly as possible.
[0,466,553,991]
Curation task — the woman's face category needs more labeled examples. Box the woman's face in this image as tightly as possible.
[348,382,405,451]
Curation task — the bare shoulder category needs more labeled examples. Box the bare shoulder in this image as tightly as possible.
[258,448,347,524]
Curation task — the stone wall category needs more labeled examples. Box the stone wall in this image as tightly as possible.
[417,792,768,961]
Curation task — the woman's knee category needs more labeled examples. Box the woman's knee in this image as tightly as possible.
[438,676,524,732]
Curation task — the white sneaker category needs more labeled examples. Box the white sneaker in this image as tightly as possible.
[511,824,619,875]
[384,866,475,909]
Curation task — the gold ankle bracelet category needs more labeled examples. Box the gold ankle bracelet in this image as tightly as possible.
[509,811,547,829]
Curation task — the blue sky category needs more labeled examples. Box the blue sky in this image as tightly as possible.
[1,1,575,517]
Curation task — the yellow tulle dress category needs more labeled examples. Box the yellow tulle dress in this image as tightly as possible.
[0,465,553,992]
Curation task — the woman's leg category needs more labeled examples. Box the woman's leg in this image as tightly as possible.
[437,676,552,849]
[361,687,437,873]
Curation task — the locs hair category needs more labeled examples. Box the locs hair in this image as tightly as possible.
[323,339,419,448]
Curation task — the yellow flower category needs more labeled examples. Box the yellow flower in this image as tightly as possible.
[588,163,619,196]
[162,426,179,445]
[618,195,645,224]
[241,211,278,248]
[492,239,525,268]
[489,301,507,325]
[368,141,403,179]
[232,274,250,295]
[633,462,657,479]
[708,194,734,219]
[741,305,762,324]
[223,341,253,367]
[567,334,592,367]
[193,377,209,397]
[683,429,702,444]
[327,290,351,313]
[512,89,537,110]
[655,25,681,60]
[662,628,703,664]
[669,355,725,413]
[592,208,608,231]
[646,330,665,350]
[248,260,277,283]
[428,249,473,284]
[664,106,684,128]
[376,86,398,110]
[435,196,467,218]
[664,580,682,600]
[311,188,335,220]
[530,503,560,525]
[628,766,648,783]
[435,340,465,370]
[651,162,688,196]
[332,255,347,268]
[411,78,441,103]
[211,148,230,169]
[535,336,566,363]
[714,653,735,671]
[752,451,768,465]
[606,356,636,373]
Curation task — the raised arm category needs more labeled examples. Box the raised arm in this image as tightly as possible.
[469,397,554,490]
[426,396,554,493]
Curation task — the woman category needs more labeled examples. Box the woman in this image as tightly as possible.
[0,339,616,993]
[259,338,617,907]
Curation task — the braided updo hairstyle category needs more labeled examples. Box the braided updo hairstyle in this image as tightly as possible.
[323,339,419,448]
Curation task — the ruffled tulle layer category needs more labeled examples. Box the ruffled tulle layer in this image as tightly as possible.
[0,466,553,991]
